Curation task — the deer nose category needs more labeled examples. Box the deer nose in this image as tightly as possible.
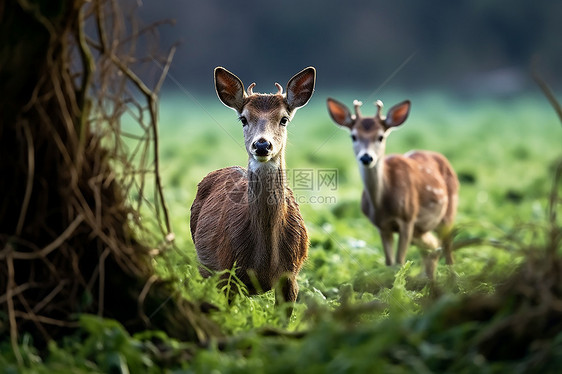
[253,138,272,156]
[360,153,373,165]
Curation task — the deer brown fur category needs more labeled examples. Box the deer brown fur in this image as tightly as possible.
[190,67,316,302]
[327,98,459,278]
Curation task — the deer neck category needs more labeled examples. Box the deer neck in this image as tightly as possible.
[360,157,384,208]
[247,155,287,268]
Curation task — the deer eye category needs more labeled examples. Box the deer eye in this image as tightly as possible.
[239,116,248,126]
[377,135,384,142]
[351,134,357,142]
[280,116,289,126]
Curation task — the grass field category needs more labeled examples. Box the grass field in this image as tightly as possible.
[157,89,560,286]
[3,90,561,372]
[161,90,560,361]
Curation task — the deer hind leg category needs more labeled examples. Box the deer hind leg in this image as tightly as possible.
[413,231,441,279]
[438,224,454,265]
[396,222,414,265]
[441,171,458,266]
[379,229,395,266]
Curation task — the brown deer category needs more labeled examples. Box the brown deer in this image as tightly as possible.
[190,67,316,302]
[326,98,459,278]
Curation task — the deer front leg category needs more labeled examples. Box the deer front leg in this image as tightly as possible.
[276,273,298,303]
[414,232,441,280]
[275,274,298,318]
[379,229,395,266]
[396,222,414,265]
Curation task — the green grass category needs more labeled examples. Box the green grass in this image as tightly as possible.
[3,91,561,372]
[156,89,560,322]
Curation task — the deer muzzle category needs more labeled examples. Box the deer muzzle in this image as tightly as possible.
[252,138,272,160]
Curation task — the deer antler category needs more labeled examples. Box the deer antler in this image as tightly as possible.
[274,82,283,95]
[247,82,256,95]
[375,100,384,120]
[353,100,363,118]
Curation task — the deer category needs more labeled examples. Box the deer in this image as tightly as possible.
[190,66,316,303]
[326,98,459,279]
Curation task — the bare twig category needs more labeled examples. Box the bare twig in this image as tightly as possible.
[13,312,81,328]
[532,70,562,125]
[97,248,110,316]
[76,2,95,154]
[532,69,562,255]
[6,249,22,366]
[154,45,176,94]
[32,280,69,314]
[0,215,84,260]
[138,274,159,326]
[0,283,36,305]
[15,121,34,236]
[150,47,176,237]
[108,51,174,237]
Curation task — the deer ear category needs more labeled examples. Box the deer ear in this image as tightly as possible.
[215,67,245,112]
[384,100,411,128]
[286,67,316,110]
[327,98,354,129]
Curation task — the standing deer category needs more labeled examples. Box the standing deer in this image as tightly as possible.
[190,67,316,302]
[326,98,459,278]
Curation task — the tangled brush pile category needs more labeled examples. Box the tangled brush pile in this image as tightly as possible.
[0,0,219,360]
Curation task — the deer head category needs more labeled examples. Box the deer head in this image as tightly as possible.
[215,67,316,171]
[327,98,411,168]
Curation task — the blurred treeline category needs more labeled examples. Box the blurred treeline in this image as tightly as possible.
[139,0,561,96]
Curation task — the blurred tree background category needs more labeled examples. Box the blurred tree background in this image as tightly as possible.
[138,0,561,97]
